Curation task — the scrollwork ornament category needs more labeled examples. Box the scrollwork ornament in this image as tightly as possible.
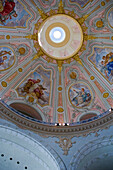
[68,10,76,18]
[84,34,97,41]
[73,54,83,66]
[57,0,65,14]
[37,8,48,20]
[55,137,76,155]
[32,49,44,60]
[49,9,56,16]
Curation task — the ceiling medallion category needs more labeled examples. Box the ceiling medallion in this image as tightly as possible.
[38,15,83,60]
[25,0,97,72]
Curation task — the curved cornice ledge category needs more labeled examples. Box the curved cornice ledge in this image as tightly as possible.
[0,101,113,137]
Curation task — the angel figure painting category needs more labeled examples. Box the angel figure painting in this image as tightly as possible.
[69,83,92,108]
[0,46,15,71]
[16,66,52,106]
[0,0,30,27]
[89,47,113,83]
[0,0,17,25]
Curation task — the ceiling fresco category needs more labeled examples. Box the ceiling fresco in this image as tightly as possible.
[0,0,113,124]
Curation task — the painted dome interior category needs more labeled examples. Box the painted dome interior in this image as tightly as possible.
[0,0,113,124]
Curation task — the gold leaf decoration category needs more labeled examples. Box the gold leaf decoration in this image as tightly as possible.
[49,9,56,16]
[84,34,97,41]
[55,137,76,155]
[57,0,65,14]
[73,54,83,66]
[57,108,64,112]
[1,81,7,87]
[57,60,63,73]
[32,50,44,60]
[68,10,76,18]
[103,93,109,98]
[25,33,38,41]
[37,8,48,20]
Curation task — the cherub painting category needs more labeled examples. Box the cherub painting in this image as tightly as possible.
[16,66,52,106]
[21,78,47,102]
[0,0,30,27]
[0,47,15,71]
[101,52,113,82]
[0,0,17,25]
[69,83,92,108]
[89,47,113,83]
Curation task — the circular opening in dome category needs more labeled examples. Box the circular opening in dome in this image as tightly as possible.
[53,31,61,39]
[49,27,65,43]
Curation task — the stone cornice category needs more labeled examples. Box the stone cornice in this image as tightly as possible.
[0,101,113,137]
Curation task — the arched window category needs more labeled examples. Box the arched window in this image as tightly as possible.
[10,103,42,121]
[80,113,97,121]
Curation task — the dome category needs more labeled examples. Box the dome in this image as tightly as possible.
[0,1,113,170]
[0,0,112,126]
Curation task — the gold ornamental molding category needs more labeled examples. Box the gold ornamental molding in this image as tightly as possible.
[0,101,113,137]
[25,0,100,73]
[37,7,48,21]
[45,22,70,48]
[55,137,76,155]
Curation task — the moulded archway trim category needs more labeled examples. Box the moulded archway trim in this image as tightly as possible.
[69,136,113,170]
[0,101,113,137]
[7,100,46,122]
[0,125,66,170]
[76,111,100,122]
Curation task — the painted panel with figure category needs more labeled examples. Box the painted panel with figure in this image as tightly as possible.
[108,8,113,28]
[89,47,113,84]
[0,46,15,71]
[69,82,92,108]
[69,0,90,8]
[16,66,52,106]
[0,0,31,27]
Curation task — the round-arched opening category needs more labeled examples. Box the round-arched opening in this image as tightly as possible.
[0,126,60,170]
[80,113,97,121]
[10,103,42,121]
[70,137,113,170]
[76,144,113,170]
